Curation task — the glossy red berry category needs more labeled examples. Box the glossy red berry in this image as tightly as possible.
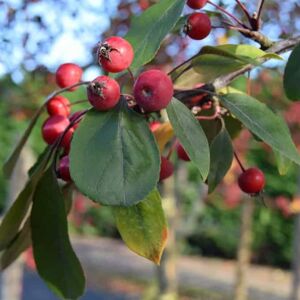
[189,83,206,107]
[238,167,265,194]
[55,63,83,91]
[61,127,75,154]
[149,121,161,132]
[177,143,190,161]
[186,13,211,40]
[58,156,72,182]
[98,36,134,73]
[46,95,71,117]
[159,156,174,181]
[133,69,174,112]
[87,76,120,111]
[42,115,70,145]
[187,0,208,9]
[69,110,84,130]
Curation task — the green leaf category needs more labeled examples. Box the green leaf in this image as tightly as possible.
[273,149,293,175]
[193,55,246,83]
[284,43,300,100]
[31,167,85,299]
[0,219,31,270]
[62,183,74,215]
[208,128,233,193]
[113,189,167,264]
[0,147,51,251]
[171,44,282,84]
[28,147,51,177]
[0,181,34,251]
[201,44,282,62]
[3,106,44,179]
[172,15,188,34]
[220,93,300,165]
[125,0,185,71]
[167,98,210,180]
[70,99,160,206]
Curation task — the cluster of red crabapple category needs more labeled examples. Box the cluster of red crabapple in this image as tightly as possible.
[40,0,265,196]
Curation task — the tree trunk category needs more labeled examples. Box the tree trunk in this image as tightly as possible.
[234,199,255,300]
[290,169,300,300]
[0,145,35,300]
[156,169,178,300]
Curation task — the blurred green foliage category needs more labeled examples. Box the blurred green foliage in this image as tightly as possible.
[0,67,298,269]
[0,72,88,212]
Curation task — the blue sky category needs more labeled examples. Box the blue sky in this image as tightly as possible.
[0,0,299,83]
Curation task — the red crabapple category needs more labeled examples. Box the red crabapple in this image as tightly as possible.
[133,69,173,112]
[58,156,72,182]
[149,121,161,132]
[87,76,120,111]
[55,63,83,91]
[98,36,134,73]
[61,127,75,154]
[46,95,71,117]
[185,13,211,40]
[42,115,70,145]
[187,0,208,9]
[159,156,174,181]
[238,167,265,194]
[177,143,190,161]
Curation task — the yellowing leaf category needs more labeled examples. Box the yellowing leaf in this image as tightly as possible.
[218,86,246,95]
[113,189,168,264]
[290,198,300,214]
[153,122,174,153]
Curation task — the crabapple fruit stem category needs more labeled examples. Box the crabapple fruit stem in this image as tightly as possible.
[207,0,246,28]
[166,139,178,160]
[67,99,89,107]
[234,151,246,173]
[52,109,89,173]
[235,0,252,23]
[127,68,135,84]
[45,81,91,104]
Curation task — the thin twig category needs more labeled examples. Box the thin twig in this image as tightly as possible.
[255,0,265,22]
[212,36,300,91]
[235,0,252,23]
[234,151,246,172]
[208,0,247,28]
[52,109,89,173]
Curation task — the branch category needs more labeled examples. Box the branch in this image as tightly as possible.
[213,36,300,90]
[174,36,300,101]
[255,0,265,24]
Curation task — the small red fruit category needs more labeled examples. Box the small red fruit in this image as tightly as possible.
[133,69,174,112]
[55,63,83,91]
[98,36,134,73]
[238,167,265,194]
[42,115,70,145]
[61,127,75,154]
[149,121,161,132]
[159,156,174,181]
[177,143,190,161]
[185,13,211,40]
[188,83,206,107]
[69,110,84,129]
[58,156,72,182]
[87,76,120,111]
[46,95,71,117]
[187,0,208,9]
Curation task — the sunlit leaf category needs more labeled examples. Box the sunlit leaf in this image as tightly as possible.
[113,189,167,264]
